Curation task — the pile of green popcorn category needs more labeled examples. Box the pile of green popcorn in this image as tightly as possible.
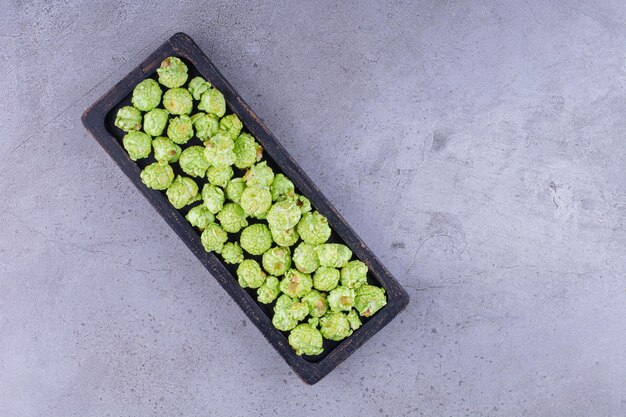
[116,56,387,356]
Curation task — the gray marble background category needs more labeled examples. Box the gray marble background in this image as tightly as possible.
[1,1,625,416]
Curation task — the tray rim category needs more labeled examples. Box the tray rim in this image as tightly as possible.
[82,32,409,384]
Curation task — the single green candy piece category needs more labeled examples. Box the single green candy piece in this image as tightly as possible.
[269,225,299,247]
[266,198,301,230]
[216,203,248,233]
[143,108,169,136]
[313,266,340,292]
[239,186,272,218]
[301,289,328,318]
[262,246,291,276]
[308,317,319,328]
[236,259,266,288]
[294,194,312,214]
[270,174,295,201]
[280,269,313,298]
[346,309,362,330]
[206,165,234,188]
[327,285,355,312]
[221,241,244,265]
[257,275,280,304]
[272,309,298,331]
[219,114,243,139]
[201,184,225,214]
[122,131,151,160]
[185,204,215,230]
[198,88,226,117]
[115,106,142,132]
[152,136,181,163]
[200,223,228,254]
[179,146,210,177]
[244,161,274,188]
[275,293,296,311]
[188,76,211,100]
[340,260,368,289]
[163,88,193,115]
[316,243,353,268]
[297,211,331,245]
[167,115,194,144]
[289,323,324,356]
[166,176,200,209]
[233,132,263,169]
[225,178,246,203]
[319,311,353,341]
[289,300,309,322]
[204,131,236,168]
[354,285,387,317]
[157,57,188,88]
[192,112,219,141]
[239,223,273,255]
[140,162,174,190]
[292,242,320,274]
[132,78,162,111]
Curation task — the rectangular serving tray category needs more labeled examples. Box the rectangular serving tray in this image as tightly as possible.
[82,32,409,384]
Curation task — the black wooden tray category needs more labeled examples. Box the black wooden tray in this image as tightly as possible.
[82,32,409,384]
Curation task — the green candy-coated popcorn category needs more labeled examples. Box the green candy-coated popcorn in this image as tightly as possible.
[266,198,301,230]
[244,161,274,188]
[294,194,312,214]
[275,293,295,311]
[140,162,174,190]
[280,269,312,298]
[346,309,362,330]
[257,275,280,304]
[198,88,226,117]
[237,259,266,288]
[262,246,291,276]
[319,311,353,341]
[225,178,246,203]
[188,76,211,100]
[179,146,210,177]
[157,57,188,88]
[115,106,142,132]
[239,186,272,218]
[289,300,309,322]
[327,286,355,312]
[313,266,340,292]
[192,112,219,141]
[272,309,298,331]
[166,176,200,209]
[152,136,181,163]
[201,184,225,214]
[167,115,194,144]
[221,241,244,265]
[302,289,328,318]
[163,88,193,115]
[132,78,162,111]
[308,317,319,328]
[204,131,236,168]
[122,131,151,160]
[293,242,320,274]
[185,204,215,230]
[315,243,353,268]
[200,223,228,254]
[340,260,368,289]
[143,108,169,136]
[288,324,324,356]
[270,174,295,201]
[239,224,273,255]
[216,203,248,233]
[297,211,331,245]
[233,133,263,169]
[219,114,243,139]
[354,285,387,317]
[206,165,234,188]
[269,225,299,247]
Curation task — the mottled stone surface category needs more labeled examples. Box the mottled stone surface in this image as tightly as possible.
[1,1,625,416]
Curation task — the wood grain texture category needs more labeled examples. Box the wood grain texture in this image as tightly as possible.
[82,32,409,384]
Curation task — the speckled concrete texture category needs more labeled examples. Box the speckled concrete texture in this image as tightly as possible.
[2,1,626,416]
